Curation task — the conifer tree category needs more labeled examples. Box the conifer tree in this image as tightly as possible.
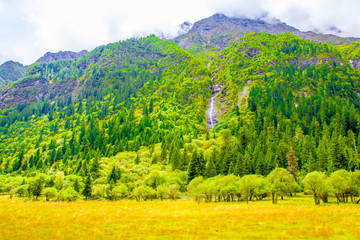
[329,135,347,172]
[73,178,80,193]
[82,174,92,200]
[265,148,275,174]
[188,149,200,182]
[37,159,44,170]
[90,153,101,180]
[234,154,244,176]
[221,150,232,174]
[243,151,252,175]
[228,161,235,174]
[12,150,24,172]
[255,151,266,176]
[317,139,329,172]
[204,158,217,178]
[205,131,210,140]
[134,155,140,165]
[151,154,158,165]
[48,139,56,150]
[108,166,121,183]
[149,98,154,114]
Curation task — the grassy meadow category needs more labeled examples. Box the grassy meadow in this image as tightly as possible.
[1,195,360,240]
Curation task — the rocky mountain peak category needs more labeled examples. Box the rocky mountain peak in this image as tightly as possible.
[174,13,359,49]
[177,21,193,36]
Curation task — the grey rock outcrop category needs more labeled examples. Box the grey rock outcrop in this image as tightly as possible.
[36,50,88,63]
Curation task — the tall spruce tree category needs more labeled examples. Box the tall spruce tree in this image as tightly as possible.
[82,174,92,200]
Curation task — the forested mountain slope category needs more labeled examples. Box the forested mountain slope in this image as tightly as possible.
[1,32,360,200]
[209,32,360,175]
[0,61,27,89]
[0,35,210,174]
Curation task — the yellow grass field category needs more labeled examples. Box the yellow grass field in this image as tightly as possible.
[0,195,360,240]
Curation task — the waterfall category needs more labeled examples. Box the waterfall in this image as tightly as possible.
[206,81,220,130]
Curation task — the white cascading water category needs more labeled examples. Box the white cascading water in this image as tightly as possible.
[207,77,218,129]
[209,95,215,129]
[206,62,217,129]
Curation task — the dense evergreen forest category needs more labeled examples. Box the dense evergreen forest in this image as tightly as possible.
[1,33,360,204]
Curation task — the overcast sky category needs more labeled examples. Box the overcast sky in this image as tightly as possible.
[1,0,360,65]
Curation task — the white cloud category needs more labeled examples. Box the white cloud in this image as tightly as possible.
[1,0,360,65]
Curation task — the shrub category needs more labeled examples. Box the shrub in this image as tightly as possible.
[42,187,57,201]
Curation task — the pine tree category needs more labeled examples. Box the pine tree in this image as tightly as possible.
[108,166,121,183]
[204,158,217,178]
[275,141,289,169]
[234,154,244,176]
[149,98,154,114]
[37,159,44,170]
[243,151,252,175]
[265,148,275,174]
[82,174,92,200]
[329,135,347,172]
[3,159,10,173]
[73,178,80,192]
[181,148,188,169]
[205,131,210,140]
[255,151,266,176]
[198,150,206,176]
[188,149,200,182]
[221,150,232,174]
[64,118,71,129]
[228,161,235,174]
[151,154,158,165]
[48,139,56,150]
[90,153,101,180]
[317,139,329,172]
[170,143,182,170]
[12,150,24,172]
[160,140,167,162]
[134,155,140,164]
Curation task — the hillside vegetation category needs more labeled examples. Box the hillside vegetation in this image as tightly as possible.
[1,33,360,203]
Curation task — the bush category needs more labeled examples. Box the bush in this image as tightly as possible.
[132,185,156,201]
[166,184,181,200]
[15,185,28,197]
[92,184,107,200]
[60,187,79,202]
[42,187,57,201]
[111,184,129,200]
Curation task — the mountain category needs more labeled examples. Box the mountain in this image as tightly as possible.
[0,49,88,89]
[173,13,359,50]
[177,21,193,36]
[35,50,89,63]
[1,14,360,193]
[0,61,27,88]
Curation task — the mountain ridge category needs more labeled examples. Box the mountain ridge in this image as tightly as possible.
[35,50,89,63]
[173,13,359,50]
[0,61,27,89]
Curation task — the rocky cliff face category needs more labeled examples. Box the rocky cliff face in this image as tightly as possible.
[174,13,359,49]
[0,61,27,88]
[35,50,88,63]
